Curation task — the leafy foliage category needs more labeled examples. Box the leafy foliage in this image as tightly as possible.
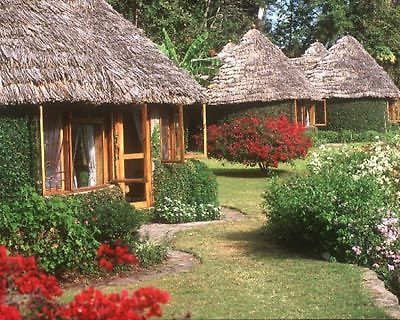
[207,116,312,171]
[0,186,142,275]
[159,29,221,85]
[153,159,220,223]
[264,141,400,296]
[0,110,38,202]
[267,0,400,85]
[107,0,265,61]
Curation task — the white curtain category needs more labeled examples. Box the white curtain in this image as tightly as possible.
[73,125,96,188]
[84,125,96,187]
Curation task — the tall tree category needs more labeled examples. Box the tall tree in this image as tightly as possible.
[267,0,400,85]
[107,0,268,57]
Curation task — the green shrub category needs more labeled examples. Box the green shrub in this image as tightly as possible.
[153,159,221,223]
[0,187,99,275]
[133,239,169,268]
[0,185,144,275]
[75,187,141,244]
[0,110,38,202]
[264,173,387,262]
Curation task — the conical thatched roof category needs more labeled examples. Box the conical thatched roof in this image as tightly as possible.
[207,29,319,105]
[217,41,236,60]
[0,0,205,107]
[307,36,400,99]
[291,41,328,75]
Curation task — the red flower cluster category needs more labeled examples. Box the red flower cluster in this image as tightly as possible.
[97,243,138,271]
[59,287,170,320]
[208,116,312,170]
[0,246,169,320]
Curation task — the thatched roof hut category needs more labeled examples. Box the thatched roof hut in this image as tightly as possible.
[291,41,328,76]
[307,36,400,99]
[217,41,236,60]
[207,29,319,105]
[0,0,205,107]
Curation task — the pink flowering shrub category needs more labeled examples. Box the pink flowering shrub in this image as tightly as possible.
[0,245,170,319]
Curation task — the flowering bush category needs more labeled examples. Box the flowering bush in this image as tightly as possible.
[0,245,170,319]
[265,138,400,296]
[154,197,221,224]
[207,116,312,170]
[97,242,138,272]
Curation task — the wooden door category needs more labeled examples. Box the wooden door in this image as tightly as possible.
[113,104,152,208]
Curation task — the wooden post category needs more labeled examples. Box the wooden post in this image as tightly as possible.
[323,99,327,126]
[179,104,185,163]
[143,104,153,206]
[202,103,208,158]
[294,99,298,123]
[39,105,46,195]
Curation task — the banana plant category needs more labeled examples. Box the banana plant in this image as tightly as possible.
[159,28,221,86]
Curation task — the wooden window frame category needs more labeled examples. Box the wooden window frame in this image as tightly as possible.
[184,103,208,159]
[294,99,327,127]
[388,100,400,123]
[160,104,185,163]
[41,107,110,196]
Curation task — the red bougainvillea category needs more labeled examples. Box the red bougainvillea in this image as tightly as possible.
[97,242,138,272]
[207,116,312,170]
[0,245,169,320]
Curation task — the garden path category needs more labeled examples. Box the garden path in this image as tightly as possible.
[62,207,244,292]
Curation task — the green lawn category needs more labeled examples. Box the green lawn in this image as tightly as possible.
[63,158,389,319]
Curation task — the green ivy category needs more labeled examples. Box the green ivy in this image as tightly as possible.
[207,101,295,124]
[0,109,38,201]
[325,99,388,132]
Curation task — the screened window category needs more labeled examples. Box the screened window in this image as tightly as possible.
[296,100,326,127]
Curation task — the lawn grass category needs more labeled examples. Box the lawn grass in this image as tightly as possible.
[62,158,389,318]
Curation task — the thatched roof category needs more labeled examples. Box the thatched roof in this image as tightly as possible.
[207,29,320,106]
[0,0,205,107]
[307,36,400,99]
[291,42,328,76]
[217,42,236,60]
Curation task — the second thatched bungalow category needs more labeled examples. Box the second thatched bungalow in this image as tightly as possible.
[0,0,205,208]
[207,29,324,127]
[302,36,400,131]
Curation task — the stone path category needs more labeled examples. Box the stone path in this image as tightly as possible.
[138,206,244,242]
[64,206,400,319]
[363,269,400,319]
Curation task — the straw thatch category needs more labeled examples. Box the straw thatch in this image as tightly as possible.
[307,36,400,99]
[291,41,328,76]
[207,29,320,105]
[217,41,236,60]
[0,0,205,107]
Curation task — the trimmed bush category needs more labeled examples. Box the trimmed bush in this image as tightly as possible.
[73,187,141,244]
[153,159,220,223]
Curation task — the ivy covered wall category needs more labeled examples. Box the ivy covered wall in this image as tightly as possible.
[0,108,39,201]
[324,99,388,132]
[207,101,295,124]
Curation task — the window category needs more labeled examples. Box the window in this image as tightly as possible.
[43,109,108,193]
[160,105,184,162]
[388,100,400,123]
[295,100,327,127]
